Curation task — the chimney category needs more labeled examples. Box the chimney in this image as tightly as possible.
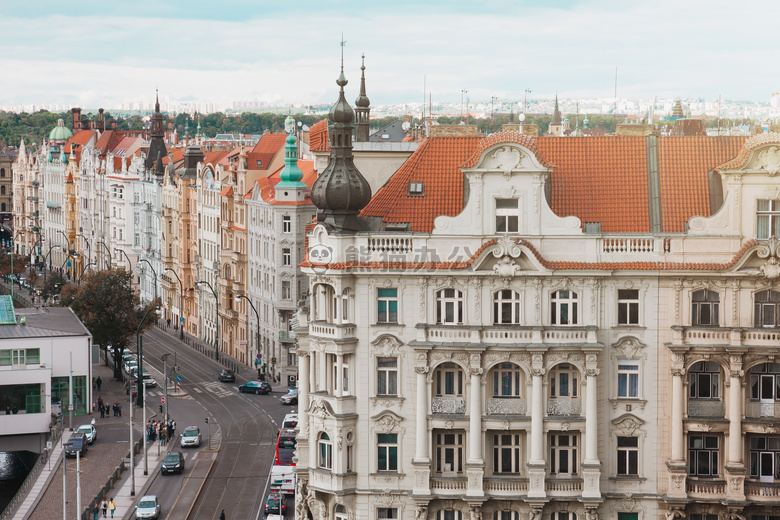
[98,108,105,132]
[111,121,117,130]
[71,108,82,131]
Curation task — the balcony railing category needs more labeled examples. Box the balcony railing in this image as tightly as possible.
[686,478,726,496]
[745,480,780,498]
[309,322,357,341]
[484,478,529,493]
[486,397,526,415]
[279,330,297,342]
[672,326,780,347]
[418,325,598,346]
[430,477,467,493]
[546,478,582,493]
[745,402,780,419]
[547,397,581,416]
[687,400,725,418]
[432,396,466,414]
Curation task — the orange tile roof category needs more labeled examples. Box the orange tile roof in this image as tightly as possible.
[219,186,234,196]
[113,136,139,153]
[162,148,186,165]
[251,133,288,155]
[248,152,276,170]
[537,136,650,233]
[716,133,778,171]
[659,136,747,232]
[463,132,555,169]
[256,160,317,203]
[203,150,231,165]
[361,136,483,232]
[94,131,123,156]
[309,119,330,152]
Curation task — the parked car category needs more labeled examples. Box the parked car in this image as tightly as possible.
[64,433,89,457]
[132,370,157,388]
[123,359,138,375]
[161,452,185,475]
[180,426,202,448]
[239,380,272,395]
[76,424,97,444]
[264,494,286,516]
[282,413,298,430]
[135,495,160,519]
[280,388,298,405]
[218,369,236,383]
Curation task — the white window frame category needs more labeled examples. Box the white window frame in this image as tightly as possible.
[436,288,464,325]
[551,290,578,325]
[282,281,291,300]
[550,364,579,398]
[435,432,464,475]
[377,357,398,397]
[377,288,398,323]
[436,512,463,520]
[318,432,333,470]
[282,215,291,233]
[617,436,639,476]
[377,433,399,472]
[692,289,720,326]
[550,433,579,476]
[282,248,291,266]
[688,434,720,477]
[493,432,523,474]
[617,360,640,398]
[617,289,640,326]
[757,199,780,239]
[492,363,523,397]
[495,198,519,233]
[493,289,522,325]
[377,508,399,520]
[435,363,464,397]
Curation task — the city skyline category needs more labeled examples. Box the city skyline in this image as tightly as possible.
[2,0,779,109]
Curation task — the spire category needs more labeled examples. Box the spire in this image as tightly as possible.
[277,125,307,189]
[550,94,562,126]
[310,40,372,232]
[146,89,167,176]
[354,53,371,142]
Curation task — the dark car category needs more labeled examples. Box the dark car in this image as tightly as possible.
[218,369,236,383]
[239,380,272,395]
[161,452,185,474]
[264,494,286,516]
[64,433,89,457]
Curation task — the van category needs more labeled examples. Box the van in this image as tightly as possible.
[282,413,298,430]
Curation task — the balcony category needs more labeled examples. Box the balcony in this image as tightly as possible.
[671,326,780,348]
[686,478,726,498]
[431,396,466,415]
[687,400,725,418]
[745,402,780,419]
[430,477,467,496]
[416,324,599,346]
[486,397,526,415]
[547,397,581,416]
[308,469,357,493]
[31,181,39,187]
[745,480,780,501]
[546,478,583,494]
[309,322,357,342]
[484,477,529,496]
[279,330,297,342]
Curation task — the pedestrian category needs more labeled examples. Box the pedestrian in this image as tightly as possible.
[161,428,167,446]
[171,419,176,437]
[219,509,226,520]
[108,498,116,518]
[101,499,108,518]
[5,405,9,415]
[96,376,102,391]
[166,318,170,328]
[91,502,99,520]
[99,403,105,419]
[124,379,130,395]
[112,403,117,417]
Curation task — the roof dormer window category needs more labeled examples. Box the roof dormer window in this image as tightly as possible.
[496,198,519,233]
[408,182,424,197]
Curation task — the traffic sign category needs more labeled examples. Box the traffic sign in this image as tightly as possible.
[180,317,184,323]
[256,353,261,360]
[176,375,182,382]
[161,397,165,404]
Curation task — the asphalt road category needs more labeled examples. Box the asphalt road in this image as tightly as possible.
[131,328,296,520]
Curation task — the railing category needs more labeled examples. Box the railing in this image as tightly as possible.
[420,325,598,346]
[743,330,780,346]
[546,478,582,492]
[745,402,780,419]
[683,328,731,344]
[745,480,780,498]
[309,322,357,341]
[547,398,581,416]
[279,330,297,341]
[484,478,529,492]
[368,237,413,254]
[432,396,467,414]
[543,329,589,342]
[686,478,726,496]
[430,477,468,491]
[673,327,780,347]
[600,237,657,253]
[687,400,725,418]
[486,397,526,415]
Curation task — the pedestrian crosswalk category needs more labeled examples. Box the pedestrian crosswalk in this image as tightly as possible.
[200,381,235,399]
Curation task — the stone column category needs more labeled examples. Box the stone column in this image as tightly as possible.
[468,368,483,463]
[299,351,310,434]
[335,354,343,398]
[581,359,601,499]
[725,354,746,502]
[412,364,431,497]
[670,368,685,462]
[527,356,546,499]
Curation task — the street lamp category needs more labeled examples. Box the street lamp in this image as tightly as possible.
[97,241,112,270]
[10,231,24,301]
[236,294,261,378]
[79,262,96,286]
[77,233,91,268]
[139,258,158,303]
[115,248,133,273]
[164,267,184,340]
[42,244,60,282]
[195,280,219,361]
[60,253,78,281]
[136,305,160,477]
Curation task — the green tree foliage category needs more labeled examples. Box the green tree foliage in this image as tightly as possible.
[67,268,160,379]
[0,254,29,277]
[39,271,69,302]
[0,110,69,147]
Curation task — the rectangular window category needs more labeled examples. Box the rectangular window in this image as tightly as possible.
[435,432,464,474]
[618,515,639,520]
[493,433,523,474]
[617,289,640,325]
[377,433,398,472]
[408,182,424,196]
[377,508,398,520]
[617,361,640,398]
[26,348,40,365]
[377,288,398,323]
[749,436,780,480]
[0,349,10,366]
[282,248,291,266]
[689,435,720,477]
[282,281,291,300]
[377,358,398,396]
[617,437,639,476]
[550,433,578,475]
[496,198,519,233]
[282,215,291,233]
[757,199,780,239]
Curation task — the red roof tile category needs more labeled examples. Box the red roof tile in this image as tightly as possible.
[658,136,747,232]
[309,119,330,152]
[94,131,123,156]
[219,186,234,196]
[203,150,230,165]
[715,133,778,171]
[463,132,555,168]
[251,133,288,156]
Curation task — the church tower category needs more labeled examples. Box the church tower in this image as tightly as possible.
[146,90,168,179]
[354,54,371,142]
[548,94,564,136]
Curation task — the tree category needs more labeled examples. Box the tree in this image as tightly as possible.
[0,254,28,278]
[39,271,68,303]
[68,268,160,379]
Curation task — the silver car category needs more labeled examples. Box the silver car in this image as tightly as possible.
[180,426,201,447]
[135,495,160,519]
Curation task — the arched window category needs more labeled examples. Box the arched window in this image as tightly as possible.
[491,363,524,398]
[436,288,464,325]
[434,362,464,397]
[755,290,780,328]
[689,361,720,399]
[335,505,348,520]
[493,290,522,324]
[550,364,579,398]
[551,290,578,325]
[436,512,463,520]
[318,432,332,469]
[0,168,5,177]
[692,289,720,326]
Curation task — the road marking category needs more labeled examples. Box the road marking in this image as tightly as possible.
[201,382,235,398]
[192,387,203,393]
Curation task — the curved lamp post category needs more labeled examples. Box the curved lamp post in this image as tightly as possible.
[164,267,184,340]
[78,262,96,286]
[77,233,91,268]
[60,253,79,281]
[97,241,112,270]
[42,244,60,282]
[195,280,219,361]
[236,294,261,378]
[139,258,158,302]
[136,304,160,477]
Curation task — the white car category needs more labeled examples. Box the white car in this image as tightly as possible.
[135,495,160,519]
[76,424,97,444]
[124,359,138,374]
[180,426,202,447]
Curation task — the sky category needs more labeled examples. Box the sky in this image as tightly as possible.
[1,0,779,109]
